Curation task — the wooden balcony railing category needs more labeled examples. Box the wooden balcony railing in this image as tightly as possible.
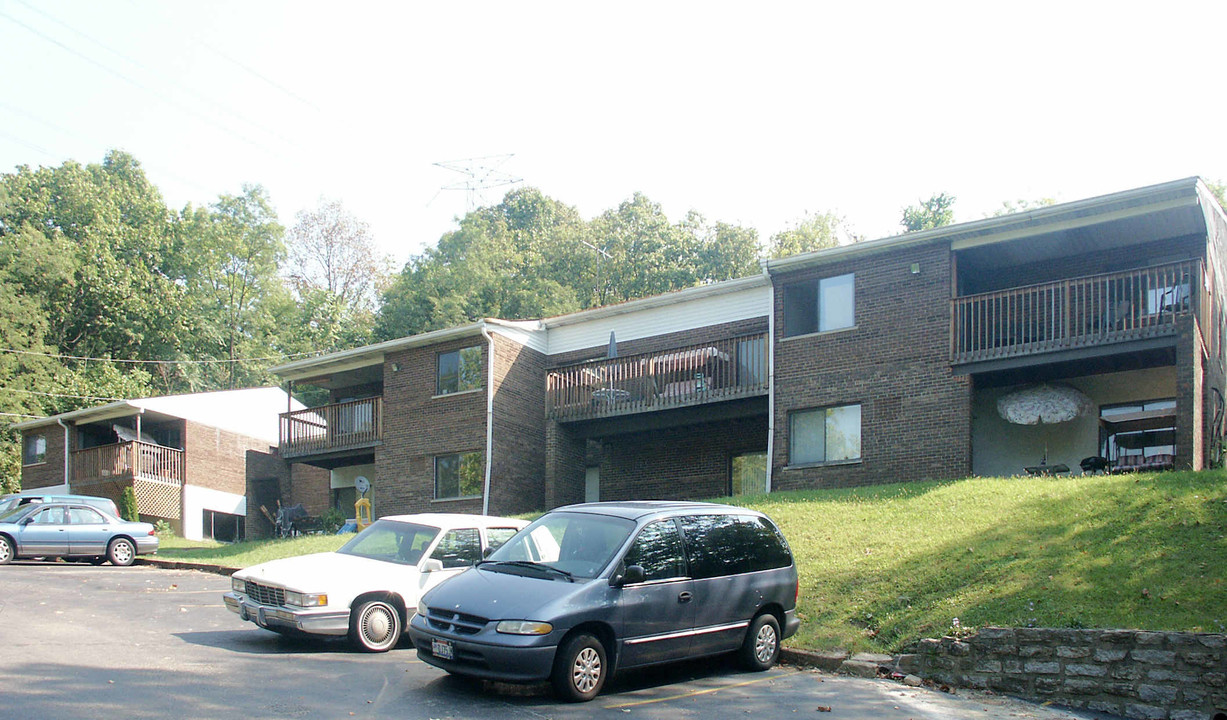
[70,441,183,486]
[280,396,383,458]
[548,333,769,421]
[952,260,1206,364]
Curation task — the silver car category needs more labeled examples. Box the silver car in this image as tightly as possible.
[0,502,159,566]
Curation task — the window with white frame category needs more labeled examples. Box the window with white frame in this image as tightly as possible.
[782,273,855,337]
[789,404,861,465]
[437,346,484,395]
[435,451,484,500]
[22,433,46,466]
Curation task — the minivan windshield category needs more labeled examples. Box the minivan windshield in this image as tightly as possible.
[484,511,634,580]
[337,519,440,566]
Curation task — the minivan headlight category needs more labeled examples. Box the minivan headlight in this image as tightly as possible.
[231,576,246,593]
[496,620,553,636]
[284,591,328,608]
[417,598,428,617]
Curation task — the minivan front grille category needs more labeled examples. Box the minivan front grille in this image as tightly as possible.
[425,607,488,635]
[243,580,285,607]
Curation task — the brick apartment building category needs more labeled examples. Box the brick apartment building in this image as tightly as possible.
[15,388,301,541]
[264,177,1227,527]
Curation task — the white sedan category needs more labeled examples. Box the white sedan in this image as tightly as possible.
[223,513,528,652]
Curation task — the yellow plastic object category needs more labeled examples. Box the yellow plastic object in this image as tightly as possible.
[355,497,372,531]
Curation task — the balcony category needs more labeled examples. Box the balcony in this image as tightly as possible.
[548,333,768,422]
[279,397,383,460]
[952,260,1206,365]
[70,441,184,518]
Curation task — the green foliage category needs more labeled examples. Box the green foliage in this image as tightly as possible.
[769,211,854,258]
[119,487,138,522]
[901,192,956,232]
[991,197,1057,217]
[318,507,345,534]
[1207,180,1227,212]
[376,188,761,339]
[154,519,175,537]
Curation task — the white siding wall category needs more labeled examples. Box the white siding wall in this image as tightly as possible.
[182,485,247,542]
[547,284,771,355]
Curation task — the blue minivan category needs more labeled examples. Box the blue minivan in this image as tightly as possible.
[407,501,799,701]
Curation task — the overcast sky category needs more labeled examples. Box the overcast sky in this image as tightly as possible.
[3,0,1225,266]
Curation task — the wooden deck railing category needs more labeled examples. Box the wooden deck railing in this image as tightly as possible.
[70,441,183,486]
[279,396,383,458]
[952,260,1205,364]
[548,333,768,421]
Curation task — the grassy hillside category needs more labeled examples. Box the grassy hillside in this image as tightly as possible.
[733,470,1227,653]
[161,469,1227,654]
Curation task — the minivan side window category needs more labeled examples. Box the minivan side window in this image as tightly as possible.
[679,514,793,578]
[623,520,686,582]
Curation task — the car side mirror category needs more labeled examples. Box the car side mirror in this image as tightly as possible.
[20,516,34,526]
[483,545,494,559]
[612,564,645,587]
[421,558,444,573]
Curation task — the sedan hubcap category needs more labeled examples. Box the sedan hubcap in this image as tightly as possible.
[755,624,778,663]
[363,606,394,644]
[113,542,132,564]
[0,541,10,562]
[572,647,602,692]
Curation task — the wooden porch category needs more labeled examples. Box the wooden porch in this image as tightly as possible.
[952,260,1206,365]
[548,333,768,422]
[70,441,184,518]
[279,396,383,459]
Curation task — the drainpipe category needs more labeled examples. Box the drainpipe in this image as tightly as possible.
[55,418,70,493]
[479,323,496,516]
[763,262,776,493]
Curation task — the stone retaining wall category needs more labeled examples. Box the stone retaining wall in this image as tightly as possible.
[915,627,1227,720]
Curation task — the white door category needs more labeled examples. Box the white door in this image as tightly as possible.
[584,466,600,503]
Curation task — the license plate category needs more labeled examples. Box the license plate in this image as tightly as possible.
[432,638,454,661]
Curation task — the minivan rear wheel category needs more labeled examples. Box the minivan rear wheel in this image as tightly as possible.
[739,613,780,671]
[552,632,606,702]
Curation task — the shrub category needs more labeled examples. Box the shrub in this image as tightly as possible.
[318,508,345,534]
[119,487,138,521]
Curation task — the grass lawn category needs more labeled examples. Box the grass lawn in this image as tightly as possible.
[158,469,1227,654]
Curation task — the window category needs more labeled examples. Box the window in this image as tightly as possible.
[31,507,65,525]
[437,346,483,395]
[736,336,766,387]
[433,528,482,569]
[68,507,105,525]
[486,527,520,553]
[623,520,686,582]
[1100,398,1176,464]
[731,451,768,495]
[789,404,861,465]
[434,451,484,500]
[22,434,46,466]
[782,273,855,337]
[679,514,793,578]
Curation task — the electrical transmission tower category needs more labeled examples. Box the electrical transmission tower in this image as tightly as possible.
[432,154,522,212]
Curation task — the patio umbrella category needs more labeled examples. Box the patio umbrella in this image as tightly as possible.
[607,331,618,359]
[997,383,1094,465]
[996,384,1094,425]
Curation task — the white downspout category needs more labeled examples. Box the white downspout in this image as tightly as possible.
[763,262,776,493]
[480,323,496,516]
[55,418,70,493]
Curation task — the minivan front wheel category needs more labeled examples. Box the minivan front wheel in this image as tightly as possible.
[739,613,780,671]
[552,632,606,702]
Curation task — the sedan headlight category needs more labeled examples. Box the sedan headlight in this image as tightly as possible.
[284,591,328,608]
[231,576,246,593]
[496,620,553,636]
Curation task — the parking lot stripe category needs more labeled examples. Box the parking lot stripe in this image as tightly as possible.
[604,670,802,709]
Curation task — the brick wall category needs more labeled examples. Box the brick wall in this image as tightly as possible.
[490,336,547,514]
[19,426,66,490]
[182,420,274,495]
[598,416,768,501]
[376,336,489,516]
[917,627,1227,720]
[772,242,972,490]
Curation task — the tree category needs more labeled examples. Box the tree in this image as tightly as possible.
[1207,180,1227,211]
[282,199,388,352]
[990,198,1057,217]
[901,193,956,232]
[769,211,854,258]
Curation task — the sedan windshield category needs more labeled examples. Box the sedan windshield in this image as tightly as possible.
[337,520,440,566]
[0,503,39,524]
[485,512,634,580]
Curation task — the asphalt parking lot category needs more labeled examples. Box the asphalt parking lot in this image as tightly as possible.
[0,563,1119,720]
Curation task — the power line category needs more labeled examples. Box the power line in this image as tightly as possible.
[0,348,321,365]
[0,8,291,164]
[0,411,44,419]
[0,388,127,402]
